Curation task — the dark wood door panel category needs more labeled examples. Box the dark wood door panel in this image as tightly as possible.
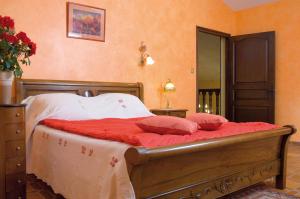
[235,38,269,83]
[235,90,269,100]
[233,83,273,90]
[229,31,275,123]
[234,107,271,122]
[235,100,273,107]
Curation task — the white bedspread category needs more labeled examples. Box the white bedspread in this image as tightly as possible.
[28,125,135,199]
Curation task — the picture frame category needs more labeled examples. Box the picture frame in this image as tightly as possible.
[67,2,105,42]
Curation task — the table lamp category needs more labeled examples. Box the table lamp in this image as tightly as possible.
[164,79,176,109]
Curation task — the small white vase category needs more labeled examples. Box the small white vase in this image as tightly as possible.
[0,71,14,104]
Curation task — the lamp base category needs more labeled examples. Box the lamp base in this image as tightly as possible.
[166,99,171,109]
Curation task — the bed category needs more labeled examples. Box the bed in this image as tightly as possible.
[16,79,296,199]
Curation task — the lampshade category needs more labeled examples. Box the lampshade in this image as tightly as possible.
[146,55,155,65]
[164,79,176,92]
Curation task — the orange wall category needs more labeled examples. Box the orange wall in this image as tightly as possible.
[236,0,300,141]
[2,0,299,141]
[0,0,235,112]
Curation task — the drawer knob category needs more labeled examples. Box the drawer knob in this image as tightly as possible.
[17,196,22,199]
[16,163,22,167]
[17,179,22,184]
[16,129,21,134]
[16,112,21,117]
[16,146,21,151]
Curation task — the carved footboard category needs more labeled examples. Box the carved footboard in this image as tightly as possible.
[125,125,296,199]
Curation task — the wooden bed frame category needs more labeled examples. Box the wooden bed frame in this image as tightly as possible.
[16,79,296,199]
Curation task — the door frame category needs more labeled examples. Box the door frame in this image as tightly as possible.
[196,26,231,118]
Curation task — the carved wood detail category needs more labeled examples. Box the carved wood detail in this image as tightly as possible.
[177,161,279,199]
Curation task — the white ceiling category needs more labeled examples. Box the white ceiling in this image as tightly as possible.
[223,0,278,11]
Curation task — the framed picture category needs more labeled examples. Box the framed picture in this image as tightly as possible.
[67,2,105,42]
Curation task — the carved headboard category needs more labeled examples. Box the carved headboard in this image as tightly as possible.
[15,79,144,103]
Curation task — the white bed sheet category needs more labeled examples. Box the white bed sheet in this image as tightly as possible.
[28,125,135,199]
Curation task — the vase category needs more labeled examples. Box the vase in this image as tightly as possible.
[0,71,14,104]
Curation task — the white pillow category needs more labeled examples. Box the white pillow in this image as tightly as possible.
[23,93,92,121]
[22,93,93,152]
[22,93,153,136]
[80,93,154,119]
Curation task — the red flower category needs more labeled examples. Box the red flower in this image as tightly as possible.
[0,16,14,29]
[6,34,18,44]
[16,31,31,44]
[28,41,37,56]
[0,32,18,44]
[0,16,4,28]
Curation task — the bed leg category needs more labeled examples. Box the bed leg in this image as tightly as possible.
[276,125,297,190]
[276,174,286,189]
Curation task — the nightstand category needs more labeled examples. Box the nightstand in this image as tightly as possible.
[0,104,26,199]
[150,109,188,118]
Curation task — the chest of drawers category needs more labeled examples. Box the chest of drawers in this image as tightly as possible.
[0,105,26,199]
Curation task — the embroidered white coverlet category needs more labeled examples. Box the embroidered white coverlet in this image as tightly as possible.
[23,93,155,199]
[28,125,135,199]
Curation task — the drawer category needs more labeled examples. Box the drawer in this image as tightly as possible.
[4,123,25,141]
[6,188,26,199]
[169,111,186,118]
[0,107,24,124]
[6,140,25,158]
[6,172,26,193]
[5,156,26,175]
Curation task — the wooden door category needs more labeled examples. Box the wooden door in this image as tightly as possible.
[228,31,275,123]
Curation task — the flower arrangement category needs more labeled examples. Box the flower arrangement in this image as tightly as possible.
[0,15,36,77]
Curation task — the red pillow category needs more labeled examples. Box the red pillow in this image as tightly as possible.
[186,113,228,131]
[136,116,198,135]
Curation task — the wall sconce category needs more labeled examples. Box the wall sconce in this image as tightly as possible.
[139,41,154,66]
[164,79,176,109]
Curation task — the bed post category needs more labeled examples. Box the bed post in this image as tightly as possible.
[276,125,297,189]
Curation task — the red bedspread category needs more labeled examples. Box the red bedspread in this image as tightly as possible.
[41,118,278,148]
